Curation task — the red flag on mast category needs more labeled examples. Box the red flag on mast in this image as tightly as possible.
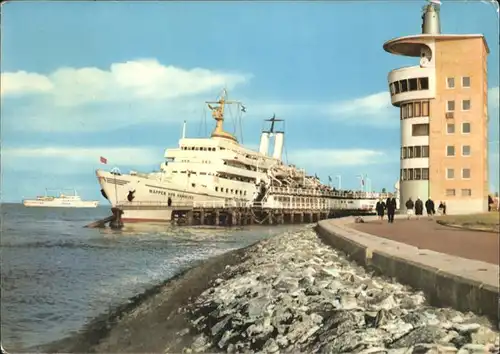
[100,156,108,164]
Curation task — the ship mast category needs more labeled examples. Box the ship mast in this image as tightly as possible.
[206,89,242,143]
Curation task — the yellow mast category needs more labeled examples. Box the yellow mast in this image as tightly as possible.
[206,89,240,143]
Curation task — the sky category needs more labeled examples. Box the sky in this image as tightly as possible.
[1,0,499,203]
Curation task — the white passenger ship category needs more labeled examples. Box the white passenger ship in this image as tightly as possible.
[96,90,382,222]
[23,189,99,208]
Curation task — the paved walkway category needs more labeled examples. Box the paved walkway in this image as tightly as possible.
[352,218,499,265]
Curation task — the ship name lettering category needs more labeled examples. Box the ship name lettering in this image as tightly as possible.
[149,188,167,196]
[147,189,193,200]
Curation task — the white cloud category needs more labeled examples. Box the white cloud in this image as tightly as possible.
[325,86,499,129]
[1,59,251,106]
[287,148,390,168]
[1,60,251,132]
[330,92,390,115]
[490,149,500,193]
[1,71,54,96]
[489,86,499,110]
[2,146,163,174]
[326,91,396,128]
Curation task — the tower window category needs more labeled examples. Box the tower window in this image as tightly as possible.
[400,80,408,92]
[462,99,471,111]
[418,77,429,90]
[394,81,401,94]
[447,100,455,112]
[414,102,421,116]
[446,168,455,179]
[462,122,471,134]
[462,145,471,156]
[412,123,429,136]
[462,168,471,179]
[401,104,407,119]
[408,78,418,91]
[447,123,455,134]
[422,168,429,180]
[422,101,429,116]
[407,103,414,118]
[462,77,471,88]
[446,146,455,156]
[446,77,455,89]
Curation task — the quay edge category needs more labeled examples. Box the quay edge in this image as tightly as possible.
[86,200,379,229]
[315,216,500,328]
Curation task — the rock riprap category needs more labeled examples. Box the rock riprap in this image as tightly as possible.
[178,226,499,354]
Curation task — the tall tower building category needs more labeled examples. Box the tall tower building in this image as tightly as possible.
[383,0,490,214]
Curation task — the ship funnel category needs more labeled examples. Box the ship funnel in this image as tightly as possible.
[259,132,270,156]
[272,132,284,160]
[421,1,441,34]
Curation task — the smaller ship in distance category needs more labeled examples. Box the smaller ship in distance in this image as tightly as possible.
[22,189,99,208]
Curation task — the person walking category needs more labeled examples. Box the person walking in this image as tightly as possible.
[386,195,397,223]
[438,201,447,215]
[425,197,435,219]
[488,195,494,212]
[376,199,386,221]
[405,197,414,220]
[414,197,424,220]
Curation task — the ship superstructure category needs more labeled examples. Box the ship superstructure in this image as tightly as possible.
[23,189,99,208]
[96,89,381,222]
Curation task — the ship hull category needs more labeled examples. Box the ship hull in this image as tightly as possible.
[96,169,382,223]
[117,207,175,222]
[96,169,248,222]
[23,200,99,208]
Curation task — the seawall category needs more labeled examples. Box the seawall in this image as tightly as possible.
[315,216,500,328]
[38,223,499,353]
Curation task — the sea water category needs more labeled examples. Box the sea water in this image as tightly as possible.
[0,203,298,351]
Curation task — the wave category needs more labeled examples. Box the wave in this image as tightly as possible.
[33,243,256,353]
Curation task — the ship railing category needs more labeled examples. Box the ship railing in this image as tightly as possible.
[267,187,392,200]
[192,200,225,208]
[259,201,332,210]
[192,200,249,209]
[118,199,254,209]
[117,201,176,207]
[118,195,387,210]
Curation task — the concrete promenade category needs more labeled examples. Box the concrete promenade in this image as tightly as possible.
[353,218,499,265]
[315,215,500,327]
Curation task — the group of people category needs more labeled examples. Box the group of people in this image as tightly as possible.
[375,195,397,223]
[375,196,448,223]
[405,197,447,219]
